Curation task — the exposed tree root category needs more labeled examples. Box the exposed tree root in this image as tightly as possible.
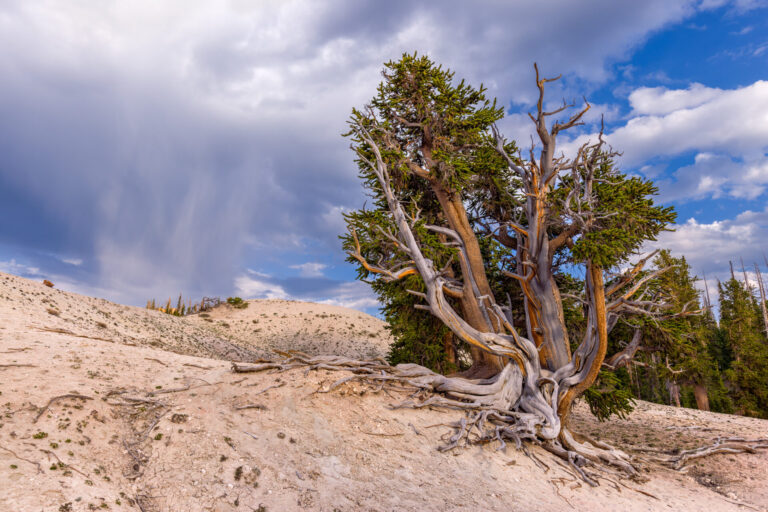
[0,363,37,369]
[232,352,639,485]
[0,442,42,473]
[661,437,768,470]
[36,326,116,344]
[33,393,92,423]
[40,448,88,477]
[105,389,170,481]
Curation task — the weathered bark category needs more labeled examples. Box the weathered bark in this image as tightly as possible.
[662,437,768,470]
[433,185,506,375]
[557,262,608,426]
[528,271,571,370]
[527,210,572,370]
[605,328,643,369]
[693,384,710,411]
[343,66,675,481]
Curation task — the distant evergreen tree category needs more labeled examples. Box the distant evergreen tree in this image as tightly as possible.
[697,302,734,413]
[602,251,731,414]
[718,277,768,418]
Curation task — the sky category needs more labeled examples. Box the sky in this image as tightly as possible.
[1,0,767,315]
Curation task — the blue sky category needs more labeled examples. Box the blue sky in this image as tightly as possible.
[1,0,767,314]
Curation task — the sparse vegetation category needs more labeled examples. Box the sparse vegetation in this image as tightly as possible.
[226,296,249,309]
[145,294,221,316]
[0,266,767,509]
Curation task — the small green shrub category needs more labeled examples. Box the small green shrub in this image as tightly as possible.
[226,297,249,309]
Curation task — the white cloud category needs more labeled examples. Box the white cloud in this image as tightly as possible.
[613,80,768,167]
[315,281,380,311]
[628,83,723,116]
[563,80,768,167]
[653,210,767,266]
[234,274,289,300]
[233,273,379,312]
[648,207,768,305]
[559,80,768,205]
[0,259,41,276]
[0,0,754,306]
[658,152,768,201]
[698,0,768,11]
[290,262,328,278]
[61,258,83,266]
[245,268,272,279]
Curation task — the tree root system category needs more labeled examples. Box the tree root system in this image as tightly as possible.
[233,351,642,486]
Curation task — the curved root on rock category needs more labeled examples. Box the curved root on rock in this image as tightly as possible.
[232,352,641,485]
[662,437,768,470]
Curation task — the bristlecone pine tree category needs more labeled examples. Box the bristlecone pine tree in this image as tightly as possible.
[340,54,681,479]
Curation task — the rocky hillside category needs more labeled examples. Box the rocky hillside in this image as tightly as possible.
[1,272,767,511]
[0,271,391,361]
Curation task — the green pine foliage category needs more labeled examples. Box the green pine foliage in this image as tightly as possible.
[226,296,249,309]
[583,369,635,421]
[379,274,461,373]
[340,53,768,423]
[554,162,676,268]
[342,53,511,374]
[718,277,768,418]
[600,251,733,415]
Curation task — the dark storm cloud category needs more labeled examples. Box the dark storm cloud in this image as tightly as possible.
[0,1,719,306]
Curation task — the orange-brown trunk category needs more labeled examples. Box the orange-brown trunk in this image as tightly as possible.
[693,384,710,411]
[557,263,608,425]
[433,186,505,375]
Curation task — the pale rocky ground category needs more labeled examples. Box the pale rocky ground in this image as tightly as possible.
[1,271,767,511]
[0,271,391,362]
[184,299,392,361]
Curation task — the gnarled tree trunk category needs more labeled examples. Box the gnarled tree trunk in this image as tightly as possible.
[344,61,673,481]
[432,174,506,376]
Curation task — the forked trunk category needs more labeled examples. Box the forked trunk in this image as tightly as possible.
[349,107,648,481]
